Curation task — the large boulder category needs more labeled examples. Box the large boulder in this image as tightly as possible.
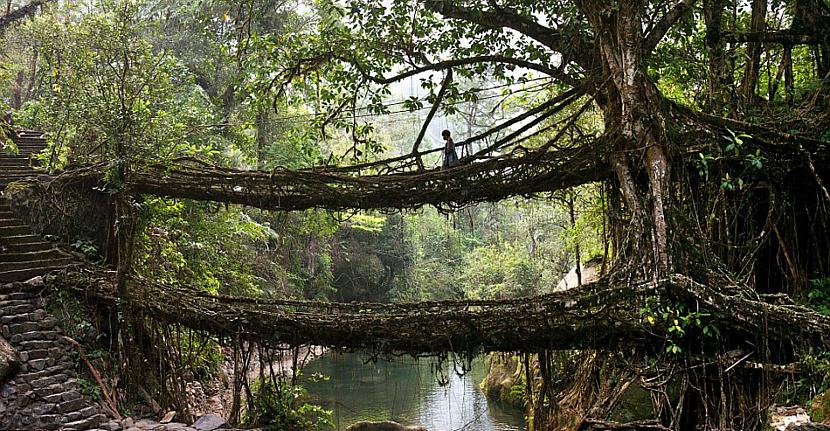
[811,390,830,425]
[191,413,228,431]
[0,335,20,383]
[479,354,524,408]
[555,256,604,291]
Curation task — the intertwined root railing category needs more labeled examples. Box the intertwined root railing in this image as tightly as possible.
[49,140,608,212]
[50,265,830,356]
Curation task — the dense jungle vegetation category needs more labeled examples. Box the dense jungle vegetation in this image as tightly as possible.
[2,0,830,429]
[1,0,601,303]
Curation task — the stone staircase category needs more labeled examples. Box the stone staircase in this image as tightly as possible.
[0,196,74,283]
[1,130,110,430]
[1,130,73,283]
[1,129,48,190]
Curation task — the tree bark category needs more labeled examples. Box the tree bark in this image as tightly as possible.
[703,0,728,111]
[0,0,49,31]
[740,0,767,102]
[578,0,672,275]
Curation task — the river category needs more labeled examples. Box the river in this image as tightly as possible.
[302,352,526,431]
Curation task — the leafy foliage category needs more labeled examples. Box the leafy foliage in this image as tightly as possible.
[245,376,332,431]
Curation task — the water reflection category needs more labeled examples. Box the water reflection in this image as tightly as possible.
[302,352,526,431]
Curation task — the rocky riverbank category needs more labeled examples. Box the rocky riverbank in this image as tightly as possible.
[89,413,252,431]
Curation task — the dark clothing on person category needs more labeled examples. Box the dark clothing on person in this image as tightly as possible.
[442,138,459,169]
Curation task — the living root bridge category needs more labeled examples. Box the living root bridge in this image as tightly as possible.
[51,266,830,355]
[50,143,607,211]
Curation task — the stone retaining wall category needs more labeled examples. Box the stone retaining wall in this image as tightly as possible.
[0,278,108,430]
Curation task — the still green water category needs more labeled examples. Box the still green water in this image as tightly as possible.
[302,352,526,431]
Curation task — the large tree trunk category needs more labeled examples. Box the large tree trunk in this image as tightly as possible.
[740,0,767,102]
[703,0,729,112]
[579,0,672,276]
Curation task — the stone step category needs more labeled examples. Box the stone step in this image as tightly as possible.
[6,149,43,156]
[0,169,38,175]
[2,241,56,253]
[0,309,47,325]
[0,217,25,227]
[0,298,38,309]
[31,379,80,398]
[27,368,72,387]
[0,264,70,283]
[0,158,31,165]
[0,291,38,301]
[0,175,38,182]
[8,329,60,343]
[16,339,56,351]
[13,130,45,136]
[15,364,71,383]
[0,167,38,173]
[0,257,73,272]
[9,145,45,151]
[0,225,32,236]
[0,164,31,170]
[0,249,64,263]
[0,234,42,245]
[11,149,45,155]
[62,412,106,431]
[7,145,45,150]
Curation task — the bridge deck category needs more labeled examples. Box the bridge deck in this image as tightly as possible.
[50,266,830,355]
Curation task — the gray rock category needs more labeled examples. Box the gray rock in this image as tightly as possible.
[8,321,40,334]
[31,375,57,387]
[191,414,228,431]
[26,348,52,359]
[57,397,87,413]
[0,335,20,383]
[122,417,135,428]
[101,420,123,431]
[28,358,48,371]
[63,418,93,431]
[25,276,44,287]
[65,405,98,421]
[62,390,82,401]
[135,418,161,429]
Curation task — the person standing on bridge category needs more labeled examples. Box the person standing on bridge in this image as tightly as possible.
[441,129,459,169]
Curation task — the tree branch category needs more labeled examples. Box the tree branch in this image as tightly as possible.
[643,0,698,54]
[412,68,452,158]
[359,55,577,86]
[423,0,593,70]
[723,30,830,45]
[0,0,51,31]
